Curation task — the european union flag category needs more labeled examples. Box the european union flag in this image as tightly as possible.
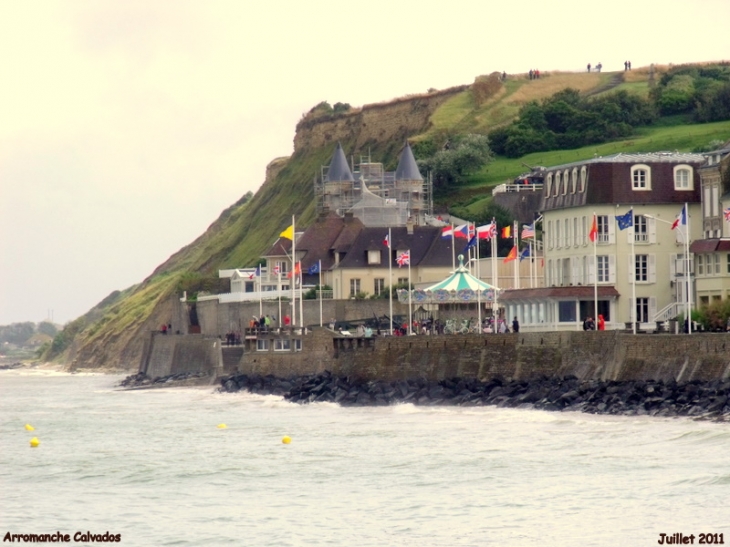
[463,236,477,254]
[519,246,531,261]
[616,210,633,230]
[307,263,320,275]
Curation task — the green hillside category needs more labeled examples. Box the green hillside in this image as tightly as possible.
[48,64,730,370]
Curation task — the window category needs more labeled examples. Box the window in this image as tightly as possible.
[713,253,721,274]
[631,165,651,190]
[674,165,693,190]
[397,277,408,286]
[374,278,385,296]
[556,221,562,248]
[634,215,648,242]
[274,339,292,351]
[256,339,269,351]
[636,297,650,323]
[727,253,730,274]
[562,170,569,195]
[571,169,578,193]
[350,278,361,296]
[367,250,381,265]
[558,301,576,322]
[698,255,704,275]
[547,220,554,249]
[597,256,609,282]
[597,215,610,243]
[295,339,302,352]
[277,261,288,274]
[635,255,648,281]
[546,173,553,196]
[580,166,587,192]
[554,172,561,196]
[564,219,570,247]
[573,218,578,246]
[581,216,587,245]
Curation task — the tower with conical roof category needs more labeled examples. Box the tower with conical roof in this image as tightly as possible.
[321,142,355,215]
[395,141,427,223]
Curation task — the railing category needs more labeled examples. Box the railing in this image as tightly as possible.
[653,301,682,323]
[198,289,303,303]
[492,183,543,196]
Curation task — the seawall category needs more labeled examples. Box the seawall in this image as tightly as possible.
[139,329,730,384]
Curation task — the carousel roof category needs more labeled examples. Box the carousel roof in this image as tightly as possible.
[424,255,500,292]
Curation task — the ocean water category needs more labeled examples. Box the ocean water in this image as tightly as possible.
[1,371,729,547]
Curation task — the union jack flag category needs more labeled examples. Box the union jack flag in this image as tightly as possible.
[396,251,410,268]
[724,208,730,222]
[273,265,280,275]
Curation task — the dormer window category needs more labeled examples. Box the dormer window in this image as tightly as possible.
[631,164,651,190]
[546,173,553,196]
[571,168,577,193]
[554,172,561,196]
[562,170,569,195]
[368,250,382,265]
[580,166,587,192]
[674,165,693,190]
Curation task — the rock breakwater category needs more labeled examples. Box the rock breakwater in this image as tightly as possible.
[219,371,730,419]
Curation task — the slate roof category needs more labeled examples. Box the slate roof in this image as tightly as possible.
[337,226,454,269]
[296,212,362,272]
[326,142,354,182]
[689,239,730,253]
[262,235,292,258]
[395,141,423,181]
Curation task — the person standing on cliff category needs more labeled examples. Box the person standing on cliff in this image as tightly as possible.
[597,314,605,330]
[512,317,520,333]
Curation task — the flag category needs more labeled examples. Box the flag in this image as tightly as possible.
[249,264,261,279]
[383,233,390,247]
[521,223,535,239]
[396,251,410,267]
[501,226,511,239]
[453,224,470,239]
[671,205,687,230]
[503,246,517,263]
[724,208,730,222]
[616,210,633,231]
[307,263,320,275]
[476,222,496,240]
[519,246,530,261]
[589,215,598,242]
[463,236,477,253]
[441,226,454,238]
[273,265,280,275]
[287,262,301,279]
[279,225,294,240]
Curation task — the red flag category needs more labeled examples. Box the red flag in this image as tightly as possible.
[503,246,517,263]
[589,215,598,243]
[383,233,390,247]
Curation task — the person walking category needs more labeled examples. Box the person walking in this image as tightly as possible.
[512,317,520,333]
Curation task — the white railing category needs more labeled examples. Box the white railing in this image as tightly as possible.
[653,301,682,323]
[492,183,544,196]
[198,289,303,303]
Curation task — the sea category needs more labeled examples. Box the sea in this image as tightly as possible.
[1,370,728,547]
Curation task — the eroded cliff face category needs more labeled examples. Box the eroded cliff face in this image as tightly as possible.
[293,86,468,153]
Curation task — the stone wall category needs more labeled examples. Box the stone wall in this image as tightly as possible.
[141,329,730,385]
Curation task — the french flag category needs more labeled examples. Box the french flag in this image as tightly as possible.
[383,233,390,247]
[671,205,687,230]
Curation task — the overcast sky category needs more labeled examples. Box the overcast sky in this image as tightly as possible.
[1,1,728,326]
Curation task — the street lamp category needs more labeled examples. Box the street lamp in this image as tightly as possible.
[641,214,692,334]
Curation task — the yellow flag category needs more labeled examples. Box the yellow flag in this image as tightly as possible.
[279,225,294,240]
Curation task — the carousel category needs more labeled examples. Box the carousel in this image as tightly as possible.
[397,255,501,332]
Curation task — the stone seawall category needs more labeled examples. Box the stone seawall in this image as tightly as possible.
[138,329,730,385]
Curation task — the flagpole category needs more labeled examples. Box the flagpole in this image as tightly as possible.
[407,249,412,335]
[491,218,497,321]
[451,223,455,271]
[630,208,636,334]
[318,259,323,327]
[593,212,598,323]
[298,261,303,330]
[388,227,393,335]
[529,241,534,288]
[685,203,692,334]
[476,234,482,329]
[291,214,296,327]
[513,220,519,289]
[258,268,263,317]
[278,268,282,328]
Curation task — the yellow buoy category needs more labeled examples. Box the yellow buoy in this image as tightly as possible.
[25,424,35,431]
[30,437,40,448]
[281,436,291,444]
[217,423,227,429]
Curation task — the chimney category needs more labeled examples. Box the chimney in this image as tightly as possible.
[406,219,414,235]
[344,211,354,223]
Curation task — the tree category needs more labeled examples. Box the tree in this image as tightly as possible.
[418,133,492,193]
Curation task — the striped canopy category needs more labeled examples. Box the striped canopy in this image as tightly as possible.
[425,257,500,292]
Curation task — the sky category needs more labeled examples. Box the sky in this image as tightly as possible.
[1,0,728,326]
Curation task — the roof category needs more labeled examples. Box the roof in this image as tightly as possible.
[326,142,354,182]
[689,239,730,253]
[424,257,500,291]
[337,226,454,269]
[296,213,362,272]
[395,142,423,181]
[543,152,706,171]
[499,286,621,301]
[262,236,292,258]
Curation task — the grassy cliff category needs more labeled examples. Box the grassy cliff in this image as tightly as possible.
[54,66,730,370]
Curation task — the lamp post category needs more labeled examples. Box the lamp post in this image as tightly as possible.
[642,214,692,334]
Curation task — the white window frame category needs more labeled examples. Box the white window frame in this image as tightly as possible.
[367,250,381,265]
[350,278,361,296]
[562,170,569,195]
[580,166,587,193]
[374,278,385,296]
[546,173,553,196]
[631,164,651,191]
[673,165,693,190]
[274,339,292,351]
[554,172,561,196]
[571,168,578,193]
[256,339,270,351]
